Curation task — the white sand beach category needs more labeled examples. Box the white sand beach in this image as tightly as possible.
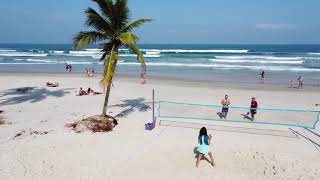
[0,73,319,180]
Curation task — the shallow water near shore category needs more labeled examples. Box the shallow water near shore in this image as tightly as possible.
[1,44,320,85]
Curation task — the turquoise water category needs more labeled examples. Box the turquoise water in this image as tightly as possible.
[0,44,320,85]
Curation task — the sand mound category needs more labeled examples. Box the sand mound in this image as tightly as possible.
[66,115,118,133]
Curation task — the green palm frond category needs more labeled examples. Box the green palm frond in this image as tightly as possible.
[85,7,114,35]
[73,31,105,50]
[91,0,114,22]
[113,0,129,30]
[117,32,138,46]
[124,19,153,31]
[130,43,146,73]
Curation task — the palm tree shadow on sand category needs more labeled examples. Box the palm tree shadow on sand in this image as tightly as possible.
[0,87,73,106]
[109,98,151,118]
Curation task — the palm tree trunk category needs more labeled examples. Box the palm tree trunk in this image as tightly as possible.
[102,84,111,116]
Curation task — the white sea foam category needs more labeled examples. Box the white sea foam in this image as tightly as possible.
[146,51,161,55]
[140,49,249,53]
[308,53,320,55]
[69,51,100,55]
[209,59,303,64]
[53,51,65,54]
[26,59,59,63]
[0,52,48,57]
[120,54,160,58]
[215,55,302,60]
[118,62,320,72]
[85,48,101,51]
[0,63,52,65]
[0,49,16,52]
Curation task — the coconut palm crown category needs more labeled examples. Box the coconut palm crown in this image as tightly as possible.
[73,0,152,116]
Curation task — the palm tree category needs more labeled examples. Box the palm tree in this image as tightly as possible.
[73,0,152,116]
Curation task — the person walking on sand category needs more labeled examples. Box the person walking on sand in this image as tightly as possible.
[247,97,258,121]
[298,76,303,89]
[220,95,230,119]
[196,127,215,168]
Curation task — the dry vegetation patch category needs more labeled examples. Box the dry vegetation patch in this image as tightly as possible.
[66,115,118,133]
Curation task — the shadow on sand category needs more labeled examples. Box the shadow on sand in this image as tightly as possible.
[109,98,151,118]
[0,87,73,105]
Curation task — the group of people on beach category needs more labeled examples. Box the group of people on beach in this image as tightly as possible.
[78,87,102,96]
[196,96,259,167]
[220,95,258,121]
[260,71,304,89]
[65,64,72,72]
[85,68,95,77]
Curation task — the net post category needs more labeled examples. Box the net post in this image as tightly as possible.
[145,89,156,130]
[313,112,320,129]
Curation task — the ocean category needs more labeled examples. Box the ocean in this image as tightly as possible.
[0,44,320,85]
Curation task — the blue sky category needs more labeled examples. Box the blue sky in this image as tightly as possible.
[0,0,319,44]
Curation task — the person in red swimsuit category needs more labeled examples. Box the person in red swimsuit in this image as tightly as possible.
[250,97,258,121]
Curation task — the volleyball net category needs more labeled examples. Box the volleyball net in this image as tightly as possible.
[158,101,320,129]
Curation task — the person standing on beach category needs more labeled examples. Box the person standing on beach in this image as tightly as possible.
[85,68,89,77]
[260,71,265,83]
[220,95,230,119]
[196,127,215,167]
[91,68,95,77]
[140,72,146,84]
[249,97,258,121]
[298,76,303,89]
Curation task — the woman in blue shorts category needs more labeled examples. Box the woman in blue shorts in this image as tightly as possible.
[196,127,215,167]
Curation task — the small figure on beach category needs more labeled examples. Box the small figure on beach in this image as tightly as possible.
[260,71,265,83]
[87,87,102,95]
[247,97,258,121]
[196,127,215,167]
[220,95,230,119]
[46,82,59,87]
[297,75,303,89]
[66,64,72,72]
[85,68,95,77]
[316,104,319,106]
[140,72,146,84]
[91,68,95,76]
[85,68,89,77]
[78,87,88,96]
[78,87,103,96]
[290,80,294,88]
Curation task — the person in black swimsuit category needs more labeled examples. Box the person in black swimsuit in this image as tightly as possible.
[260,71,265,83]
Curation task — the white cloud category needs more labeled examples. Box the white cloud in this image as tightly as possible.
[255,24,296,30]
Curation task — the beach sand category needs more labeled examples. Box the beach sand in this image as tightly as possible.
[0,73,319,180]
